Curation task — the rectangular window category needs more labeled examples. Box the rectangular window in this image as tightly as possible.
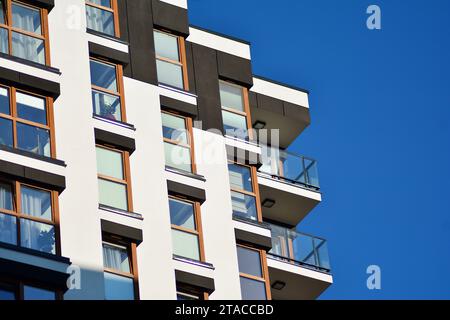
[96,145,133,211]
[162,111,195,173]
[0,281,57,300]
[0,85,54,157]
[177,288,204,300]
[0,0,49,64]
[228,162,262,222]
[237,245,271,300]
[0,180,58,255]
[220,81,252,141]
[102,236,138,300]
[90,57,126,122]
[169,196,203,262]
[85,0,119,37]
[154,30,188,90]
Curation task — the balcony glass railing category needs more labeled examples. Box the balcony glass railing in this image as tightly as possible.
[259,146,320,190]
[268,223,331,273]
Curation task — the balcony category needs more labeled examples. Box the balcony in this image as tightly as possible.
[267,224,332,300]
[258,147,322,226]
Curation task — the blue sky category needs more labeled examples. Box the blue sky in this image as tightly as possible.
[188,0,450,299]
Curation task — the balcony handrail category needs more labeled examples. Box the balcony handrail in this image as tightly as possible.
[267,252,331,274]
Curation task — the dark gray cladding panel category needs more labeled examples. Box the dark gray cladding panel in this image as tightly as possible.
[185,41,196,94]
[217,52,253,88]
[175,270,215,294]
[101,220,143,244]
[88,42,130,66]
[117,0,129,42]
[94,128,136,154]
[160,95,198,117]
[235,227,273,251]
[0,66,60,99]
[124,0,158,84]
[167,180,206,204]
[24,0,54,11]
[151,0,189,36]
[191,44,224,134]
[257,93,284,114]
[0,160,66,193]
[284,101,311,124]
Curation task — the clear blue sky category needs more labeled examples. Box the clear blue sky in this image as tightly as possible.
[188,0,450,299]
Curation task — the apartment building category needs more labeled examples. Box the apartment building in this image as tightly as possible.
[0,0,332,300]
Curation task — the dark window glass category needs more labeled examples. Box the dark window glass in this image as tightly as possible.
[0,87,9,115]
[231,191,258,221]
[169,198,195,230]
[237,246,262,277]
[0,182,13,211]
[0,213,17,245]
[86,4,115,36]
[16,122,51,157]
[240,277,267,300]
[0,287,16,300]
[104,272,134,300]
[20,219,55,254]
[228,163,253,192]
[0,117,13,148]
[16,92,47,125]
[12,3,42,35]
[90,60,117,92]
[23,286,56,300]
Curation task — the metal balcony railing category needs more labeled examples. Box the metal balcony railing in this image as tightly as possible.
[259,146,320,190]
[268,223,331,273]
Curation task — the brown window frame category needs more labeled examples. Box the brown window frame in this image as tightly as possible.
[220,80,253,140]
[0,179,61,256]
[154,29,189,91]
[102,234,140,300]
[169,195,205,262]
[176,286,208,300]
[90,56,127,123]
[0,84,56,158]
[0,0,51,65]
[85,0,120,37]
[228,161,263,222]
[237,244,272,300]
[162,110,196,174]
[96,144,133,212]
[0,278,62,300]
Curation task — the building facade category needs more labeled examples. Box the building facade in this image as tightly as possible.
[0,0,332,300]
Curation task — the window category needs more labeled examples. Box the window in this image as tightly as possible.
[96,145,133,211]
[102,237,138,300]
[228,162,262,222]
[0,85,54,157]
[154,30,188,90]
[237,245,271,300]
[177,288,203,300]
[90,57,126,122]
[0,0,49,64]
[0,281,57,300]
[162,111,195,173]
[0,181,58,255]
[220,81,252,141]
[85,0,119,37]
[169,197,203,262]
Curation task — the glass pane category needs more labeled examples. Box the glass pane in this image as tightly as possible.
[154,31,180,61]
[98,178,128,211]
[96,147,124,180]
[16,91,47,125]
[177,292,200,300]
[12,3,42,34]
[89,0,111,8]
[86,5,115,36]
[240,277,267,300]
[231,191,258,221]
[164,142,192,173]
[21,186,52,220]
[0,288,16,300]
[0,87,8,116]
[162,113,188,144]
[23,286,56,300]
[228,163,253,192]
[237,246,262,277]
[169,198,195,230]
[104,272,134,300]
[0,213,17,246]
[0,1,5,24]
[156,59,184,89]
[0,28,7,54]
[20,219,55,254]
[16,122,51,157]
[0,118,13,148]
[92,90,122,121]
[102,242,130,273]
[315,238,331,270]
[12,32,45,64]
[172,229,200,261]
[0,182,13,211]
[90,59,117,92]
[220,82,244,111]
[292,232,316,266]
[304,158,320,188]
[222,110,249,140]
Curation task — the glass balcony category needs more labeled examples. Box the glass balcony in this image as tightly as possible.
[268,223,331,273]
[259,146,320,190]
